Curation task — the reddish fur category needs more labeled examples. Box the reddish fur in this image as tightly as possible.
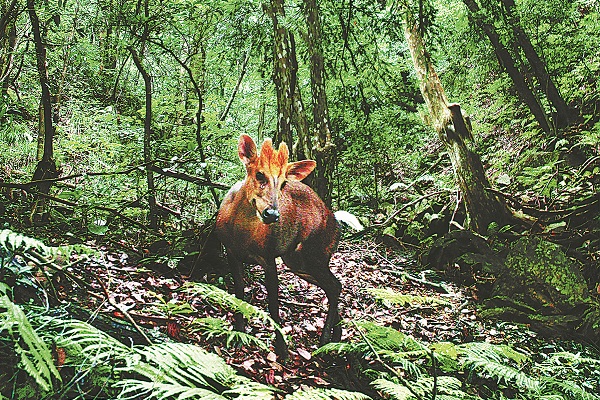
[215,135,341,358]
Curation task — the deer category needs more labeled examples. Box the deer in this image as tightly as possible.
[215,134,341,358]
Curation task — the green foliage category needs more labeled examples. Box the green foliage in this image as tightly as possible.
[46,317,275,399]
[181,282,286,342]
[284,387,371,400]
[0,292,61,396]
[117,342,274,400]
[316,320,600,400]
[368,287,451,308]
[189,317,270,351]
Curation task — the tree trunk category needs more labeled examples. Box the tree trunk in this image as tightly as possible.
[462,0,552,134]
[403,17,512,234]
[264,0,310,159]
[303,0,334,206]
[220,45,251,123]
[0,0,18,95]
[28,0,58,198]
[129,0,157,229]
[500,0,573,129]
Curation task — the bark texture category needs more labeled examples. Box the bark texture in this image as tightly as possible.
[404,18,512,233]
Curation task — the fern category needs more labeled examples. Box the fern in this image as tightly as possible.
[0,229,97,261]
[284,387,371,400]
[541,377,600,400]
[368,288,451,308]
[353,321,428,354]
[0,294,61,394]
[182,282,286,340]
[457,342,540,392]
[49,318,276,399]
[117,342,274,400]
[372,376,474,400]
[189,317,270,350]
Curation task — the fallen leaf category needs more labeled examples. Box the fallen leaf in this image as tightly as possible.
[297,348,312,360]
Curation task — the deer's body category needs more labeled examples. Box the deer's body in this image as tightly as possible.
[215,135,341,358]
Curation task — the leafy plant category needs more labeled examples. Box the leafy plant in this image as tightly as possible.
[0,287,61,396]
[181,282,286,343]
[189,317,270,351]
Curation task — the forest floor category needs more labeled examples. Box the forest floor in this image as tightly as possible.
[65,238,552,395]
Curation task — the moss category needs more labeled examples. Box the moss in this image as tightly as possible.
[503,237,589,309]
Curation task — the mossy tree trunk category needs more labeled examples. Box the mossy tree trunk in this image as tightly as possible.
[403,16,512,234]
[303,0,334,207]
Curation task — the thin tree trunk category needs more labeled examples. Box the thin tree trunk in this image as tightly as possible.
[0,0,18,94]
[220,45,251,122]
[129,0,157,229]
[500,0,572,129]
[28,0,58,198]
[303,0,334,206]
[462,0,552,134]
[403,16,512,233]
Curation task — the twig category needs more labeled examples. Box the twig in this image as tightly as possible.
[91,271,154,346]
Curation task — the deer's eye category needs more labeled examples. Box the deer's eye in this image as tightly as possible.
[256,172,267,183]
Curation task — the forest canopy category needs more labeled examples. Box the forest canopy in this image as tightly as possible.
[1,0,599,398]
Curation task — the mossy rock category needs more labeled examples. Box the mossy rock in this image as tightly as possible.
[493,236,589,313]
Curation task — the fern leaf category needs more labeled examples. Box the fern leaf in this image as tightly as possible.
[541,377,600,400]
[368,288,451,308]
[457,343,540,392]
[354,321,428,353]
[190,317,269,351]
[182,282,286,340]
[371,378,414,400]
[313,341,368,357]
[0,294,61,393]
[284,387,371,400]
[117,342,275,399]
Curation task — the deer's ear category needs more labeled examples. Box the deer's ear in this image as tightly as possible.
[286,160,316,181]
[238,135,257,165]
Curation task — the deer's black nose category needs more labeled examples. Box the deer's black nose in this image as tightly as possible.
[261,208,280,224]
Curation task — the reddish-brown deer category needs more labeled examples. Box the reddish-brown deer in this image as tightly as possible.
[216,135,341,358]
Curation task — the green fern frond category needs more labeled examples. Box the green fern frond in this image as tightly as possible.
[373,376,474,400]
[313,341,369,357]
[371,378,414,400]
[189,317,269,351]
[0,295,61,393]
[284,387,371,400]
[0,229,97,260]
[547,351,600,367]
[541,377,600,400]
[117,342,275,400]
[354,321,429,354]
[368,288,451,308]
[182,282,286,340]
[457,342,529,364]
[458,343,539,392]
[52,319,131,364]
